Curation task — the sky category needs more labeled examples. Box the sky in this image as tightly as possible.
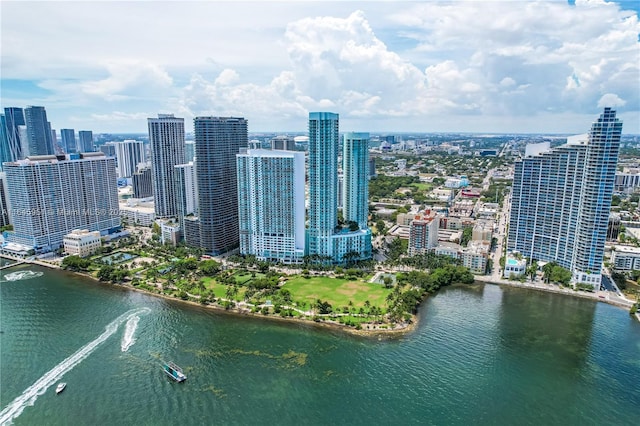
[1,0,639,134]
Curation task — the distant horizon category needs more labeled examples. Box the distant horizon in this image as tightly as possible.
[84,130,640,138]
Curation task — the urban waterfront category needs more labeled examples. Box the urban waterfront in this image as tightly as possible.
[1,265,639,425]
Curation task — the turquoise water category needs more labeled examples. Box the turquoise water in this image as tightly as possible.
[507,258,518,265]
[1,265,639,425]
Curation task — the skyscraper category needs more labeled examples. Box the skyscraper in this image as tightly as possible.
[270,135,296,151]
[114,140,145,178]
[148,114,185,218]
[99,141,117,158]
[0,115,9,170]
[0,172,10,227]
[508,107,622,287]
[3,152,120,252]
[237,149,305,264]
[24,106,54,156]
[78,130,94,152]
[132,166,153,199]
[307,112,340,259]
[3,107,25,161]
[194,116,247,254]
[175,162,198,223]
[307,113,371,263]
[343,132,369,229]
[60,129,77,154]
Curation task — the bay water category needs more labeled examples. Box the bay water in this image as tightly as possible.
[1,265,639,425]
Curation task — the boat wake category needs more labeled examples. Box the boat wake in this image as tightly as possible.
[120,315,141,352]
[0,307,150,425]
[1,270,44,282]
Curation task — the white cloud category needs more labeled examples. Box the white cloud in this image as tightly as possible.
[598,93,626,107]
[1,1,638,133]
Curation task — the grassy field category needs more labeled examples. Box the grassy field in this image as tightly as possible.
[410,182,432,191]
[283,276,391,310]
[233,271,265,285]
[201,277,247,299]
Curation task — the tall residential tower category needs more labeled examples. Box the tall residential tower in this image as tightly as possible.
[307,113,371,263]
[194,116,247,254]
[237,149,305,264]
[148,114,185,218]
[24,106,54,156]
[3,153,120,252]
[507,107,622,287]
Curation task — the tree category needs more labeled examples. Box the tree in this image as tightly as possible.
[199,259,222,276]
[383,276,394,288]
[62,255,92,272]
[97,265,115,282]
[527,260,538,282]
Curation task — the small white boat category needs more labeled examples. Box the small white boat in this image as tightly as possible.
[56,383,66,394]
[163,362,187,382]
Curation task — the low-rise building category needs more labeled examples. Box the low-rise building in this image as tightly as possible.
[158,220,181,246]
[462,240,490,274]
[63,229,101,257]
[472,221,493,242]
[435,242,462,259]
[611,245,640,271]
[119,199,155,227]
[503,254,526,278]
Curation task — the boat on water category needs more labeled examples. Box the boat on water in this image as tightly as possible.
[56,383,66,394]
[163,361,187,382]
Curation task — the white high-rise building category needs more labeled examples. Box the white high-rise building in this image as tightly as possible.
[237,149,305,264]
[114,140,145,178]
[3,153,120,252]
[148,114,185,218]
[175,162,198,221]
[508,108,622,287]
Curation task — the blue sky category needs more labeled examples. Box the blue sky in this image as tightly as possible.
[1,1,639,134]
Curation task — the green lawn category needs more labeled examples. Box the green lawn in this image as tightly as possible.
[233,272,265,285]
[201,277,246,299]
[283,276,391,310]
[410,182,432,191]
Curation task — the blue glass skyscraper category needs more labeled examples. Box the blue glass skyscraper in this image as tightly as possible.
[24,106,54,156]
[3,107,25,161]
[60,129,77,154]
[307,112,339,259]
[307,113,371,263]
[343,132,370,229]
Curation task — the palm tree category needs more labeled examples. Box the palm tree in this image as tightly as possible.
[364,300,371,314]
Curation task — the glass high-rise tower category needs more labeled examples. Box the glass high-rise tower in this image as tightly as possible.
[24,106,54,156]
[307,112,339,259]
[343,132,370,229]
[3,107,25,162]
[148,114,185,218]
[60,129,77,154]
[508,107,622,287]
[194,116,247,255]
[78,130,94,152]
[307,113,371,263]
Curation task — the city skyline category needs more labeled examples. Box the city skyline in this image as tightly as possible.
[1,1,638,135]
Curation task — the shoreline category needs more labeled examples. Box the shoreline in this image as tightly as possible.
[1,256,417,338]
[2,254,637,326]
